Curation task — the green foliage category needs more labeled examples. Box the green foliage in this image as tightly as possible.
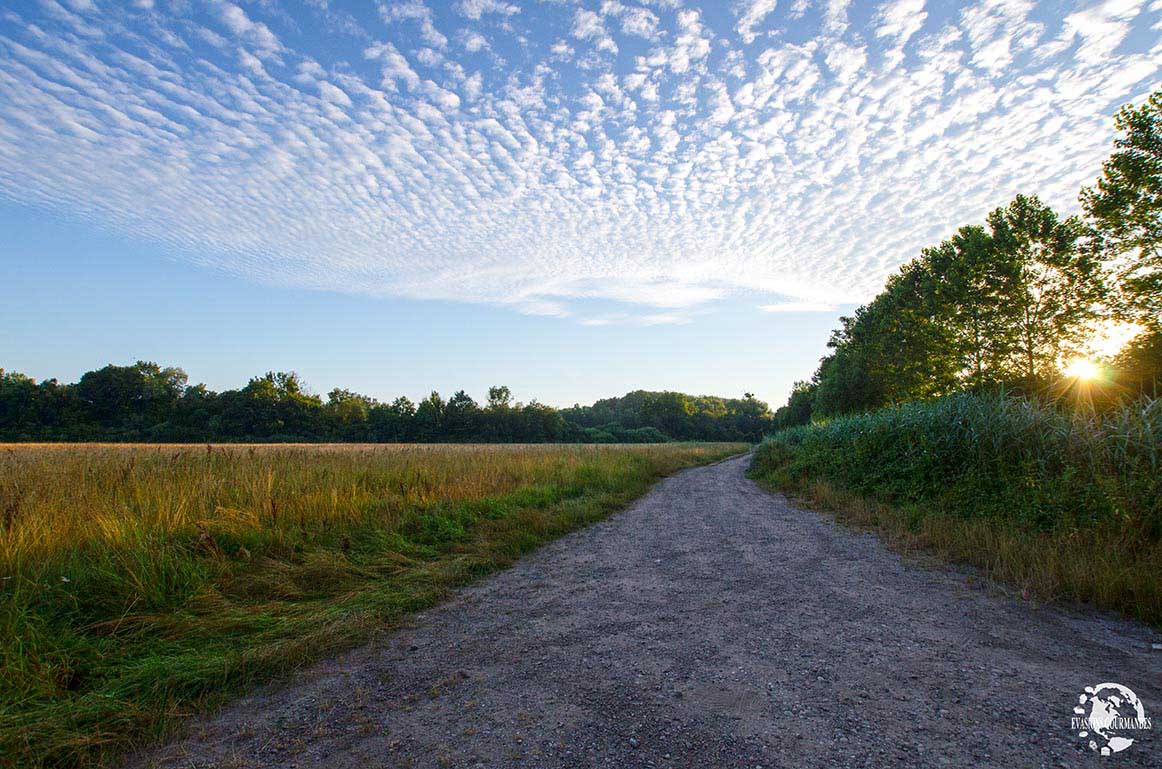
[750,393,1162,622]
[0,368,768,443]
[808,194,1101,419]
[561,390,772,442]
[1082,90,1162,327]
[922,225,1009,387]
[1114,327,1162,398]
[755,393,1160,532]
[987,195,1103,381]
[772,380,815,429]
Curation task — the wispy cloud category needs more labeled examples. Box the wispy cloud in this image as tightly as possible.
[759,302,840,313]
[0,0,1158,324]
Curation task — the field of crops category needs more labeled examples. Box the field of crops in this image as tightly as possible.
[0,441,745,767]
[750,393,1162,625]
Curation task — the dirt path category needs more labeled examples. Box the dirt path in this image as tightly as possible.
[135,455,1161,768]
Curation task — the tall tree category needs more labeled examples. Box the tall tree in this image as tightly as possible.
[641,392,696,439]
[1082,89,1162,328]
[987,195,1103,382]
[921,225,1011,387]
[414,391,446,440]
[444,390,480,440]
[811,315,881,417]
[487,386,513,409]
[75,362,187,431]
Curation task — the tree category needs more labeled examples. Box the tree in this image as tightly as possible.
[1113,329,1162,398]
[987,195,1103,382]
[811,316,882,417]
[414,391,446,440]
[75,362,188,432]
[515,400,566,442]
[921,226,1011,387]
[444,390,480,440]
[1082,89,1162,328]
[871,263,959,402]
[218,371,324,439]
[641,392,695,439]
[369,396,416,441]
[487,386,512,409]
[0,370,46,439]
[327,389,377,440]
[773,381,815,429]
[328,388,375,425]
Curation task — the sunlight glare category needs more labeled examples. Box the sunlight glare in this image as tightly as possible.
[1087,321,1142,359]
[1063,358,1101,381]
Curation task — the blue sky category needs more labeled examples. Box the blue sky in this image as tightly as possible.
[1,0,1160,408]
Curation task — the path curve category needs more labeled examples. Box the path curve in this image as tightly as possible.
[135,455,1161,768]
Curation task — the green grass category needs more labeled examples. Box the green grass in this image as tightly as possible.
[0,442,745,768]
[749,393,1162,624]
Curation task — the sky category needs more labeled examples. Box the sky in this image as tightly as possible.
[1,0,1160,408]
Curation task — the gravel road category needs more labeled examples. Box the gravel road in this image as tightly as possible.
[134,455,1161,768]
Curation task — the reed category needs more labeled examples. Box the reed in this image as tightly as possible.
[750,394,1162,624]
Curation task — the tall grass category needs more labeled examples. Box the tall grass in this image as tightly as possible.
[0,442,745,768]
[750,394,1162,623]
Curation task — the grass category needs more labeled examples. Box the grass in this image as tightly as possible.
[0,441,745,768]
[749,393,1162,625]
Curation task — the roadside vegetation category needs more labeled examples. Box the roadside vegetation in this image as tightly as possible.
[751,394,1161,622]
[759,91,1162,623]
[0,441,745,768]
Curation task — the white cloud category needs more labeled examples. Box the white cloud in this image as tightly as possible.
[0,0,1159,326]
[759,302,840,312]
[459,30,489,52]
[572,8,618,54]
[216,2,282,59]
[455,0,520,20]
[601,1,661,39]
[317,80,352,106]
[875,0,927,46]
[364,41,422,89]
[1061,0,1147,64]
[619,6,661,38]
[735,0,779,45]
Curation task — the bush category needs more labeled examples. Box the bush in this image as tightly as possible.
[754,392,1160,531]
[750,393,1162,623]
[622,427,670,443]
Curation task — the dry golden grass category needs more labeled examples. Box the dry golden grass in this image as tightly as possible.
[791,478,1162,622]
[0,443,692,559]
[0,441,746,768]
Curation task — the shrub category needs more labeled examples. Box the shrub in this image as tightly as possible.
[754,393,1160,532]
[750,393,1162,622]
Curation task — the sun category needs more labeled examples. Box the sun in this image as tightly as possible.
[1063,358,1102,381]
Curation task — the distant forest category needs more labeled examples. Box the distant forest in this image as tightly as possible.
[773,89,1162,428]
[0,366,773,443]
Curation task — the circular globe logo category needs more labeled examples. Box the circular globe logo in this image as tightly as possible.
[1071,682,1153,756]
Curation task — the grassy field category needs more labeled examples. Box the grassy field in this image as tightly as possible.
[0,441,745,768]
[749,393,1162,625]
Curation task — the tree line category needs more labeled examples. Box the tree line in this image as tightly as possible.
[775,89,1162,428]
[0,364,774,443]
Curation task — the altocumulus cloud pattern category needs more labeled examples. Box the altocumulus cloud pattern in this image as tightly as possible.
[1,0,1160,324]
